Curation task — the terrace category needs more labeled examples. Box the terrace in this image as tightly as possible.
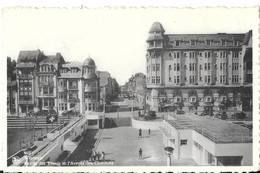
[163,114,252,144]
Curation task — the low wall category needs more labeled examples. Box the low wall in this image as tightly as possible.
[131,117,162,130]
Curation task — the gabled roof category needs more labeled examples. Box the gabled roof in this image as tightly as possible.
[59,61,82,78]
[18,50,40,63]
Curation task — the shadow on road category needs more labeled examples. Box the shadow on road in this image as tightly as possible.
[67,129,98,162]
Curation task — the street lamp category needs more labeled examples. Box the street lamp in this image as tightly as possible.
[164,146,174,166]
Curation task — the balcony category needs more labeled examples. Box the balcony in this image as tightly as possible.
[18,74,33,79]
[68,98,80,103]
[84,86,96,92]
[68,86,78,90]
[19,100,33,105]
[39,82,54,86]
[58,86,67,92]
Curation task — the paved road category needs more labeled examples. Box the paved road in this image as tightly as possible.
[96,127,166,166]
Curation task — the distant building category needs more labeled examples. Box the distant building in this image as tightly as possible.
[146,22,252,114]
[97,71,113,104]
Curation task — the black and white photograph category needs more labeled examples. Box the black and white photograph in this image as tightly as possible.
[1,5,259,172]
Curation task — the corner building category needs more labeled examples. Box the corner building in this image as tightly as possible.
[146,22,252,114]
[58,57,100,114]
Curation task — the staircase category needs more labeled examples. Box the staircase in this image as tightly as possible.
[7,116,70,129]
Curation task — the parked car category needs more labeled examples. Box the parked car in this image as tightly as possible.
[220,111,228,120]
[176,110,185,115]
[231,111,246,120]
[148,111,156,119]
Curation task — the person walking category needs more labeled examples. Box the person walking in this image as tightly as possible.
[148,129,151,135]
[139,148,142,159]
[101,151,105,161]
[139,128,142,138]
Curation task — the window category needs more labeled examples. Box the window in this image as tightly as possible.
[205,75,211,83]
[232,75,239,83]
[232,63,239,71]
[174,52,180,58]
[189,63,196,71]
[156,76,160,83]
[191,40,196,46]
[233,51,239,58]
[43,87,48,95]
[173,76,180,84]
[156,64,160,71]
[205,52,211,58]
[206,40,211,46]
[152,76,155,84]
[221,40,226,46]
[220,75,226,83]
[181,140,187,146]
[204,63,211,71]
[49,87,54,95]
[173,63,180,71]
[189,76,196,84]
[152,64,156,71]
[190,52,196,58]
[234,40,239,46]
[176,41,180,47]
[169,65,172,70]
[220,52,227,58]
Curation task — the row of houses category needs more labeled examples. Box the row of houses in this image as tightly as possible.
[7,50,119,115]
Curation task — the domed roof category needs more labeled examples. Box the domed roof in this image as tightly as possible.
[149,22,165,33]
[83,57,95,66]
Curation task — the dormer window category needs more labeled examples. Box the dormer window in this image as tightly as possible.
[190,40,196,46]
[221,40,226,46]
[206,40,211,46]
[176,41,180,47]
[71,68,78,73]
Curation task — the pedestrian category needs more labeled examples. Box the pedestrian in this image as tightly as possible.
[92,149,96,161]
[101,151,105,161]
[139,148,142,159]
[97,151,101,161]
[139,128,142,138]
[148,129,151,135]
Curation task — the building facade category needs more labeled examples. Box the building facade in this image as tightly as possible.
[57,57,100,114]
[146,22,252,114]
[160,115,252,166]
[15,50,100,115]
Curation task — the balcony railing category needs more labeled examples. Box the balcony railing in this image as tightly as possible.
[68,98,80,103]
[39,82,54,86]
[58,86,67,92]
[84,87,96,92]
[18,74,33,78]
[68,86,78,90]
[19,100,33,104]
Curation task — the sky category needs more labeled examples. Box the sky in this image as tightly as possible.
[2,7,258,85]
